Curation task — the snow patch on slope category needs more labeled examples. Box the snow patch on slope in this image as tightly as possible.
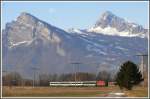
[9,41,32,48]
[86,44,107,55]
[115,46,128,51]
[88,26,146,38]
[56,45,66,56]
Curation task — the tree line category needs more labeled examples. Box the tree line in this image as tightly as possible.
[3,61,144,90]
[2,70,114,87]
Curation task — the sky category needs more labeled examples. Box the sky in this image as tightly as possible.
[2,1,149,30]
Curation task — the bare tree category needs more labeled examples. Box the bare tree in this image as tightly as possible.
[2,72,22,86]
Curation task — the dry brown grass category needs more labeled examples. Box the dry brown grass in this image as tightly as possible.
[123,86,148,97]
[3,86,148,97]
[2,86,118,97]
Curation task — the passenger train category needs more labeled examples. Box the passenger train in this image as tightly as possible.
[49,81,106,87]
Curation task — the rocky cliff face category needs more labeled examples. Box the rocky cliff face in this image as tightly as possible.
[2,12,148,78]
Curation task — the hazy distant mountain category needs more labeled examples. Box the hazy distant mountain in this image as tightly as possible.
[2,11,148,78]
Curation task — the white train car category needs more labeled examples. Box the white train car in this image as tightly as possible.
[49,81,96,87]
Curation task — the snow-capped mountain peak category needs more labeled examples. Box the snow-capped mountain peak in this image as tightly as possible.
[97,11,116,22]
[2,12,148,77]
[88,11,148,38]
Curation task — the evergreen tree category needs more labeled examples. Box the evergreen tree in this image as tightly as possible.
[116,61,143,90]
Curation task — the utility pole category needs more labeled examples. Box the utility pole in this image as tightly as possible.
[2,64,10,87]
[136,54,148,77]
[70,62,101,82]
[31,67,39,88]
[70,62,82,82]
[136,54,148,87]
[2,70,7,86]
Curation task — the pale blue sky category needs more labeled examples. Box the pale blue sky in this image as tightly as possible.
[2,1,149,30]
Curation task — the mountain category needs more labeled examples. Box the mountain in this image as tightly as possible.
[88,11,148,38]
[2,11,148,78]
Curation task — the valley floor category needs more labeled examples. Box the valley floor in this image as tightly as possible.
[123,86,148,97]
[2,86,148,97]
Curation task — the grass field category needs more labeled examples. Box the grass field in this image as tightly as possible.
[2,86,118,97]
[123,86,148,97]
[2,86,148,97]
